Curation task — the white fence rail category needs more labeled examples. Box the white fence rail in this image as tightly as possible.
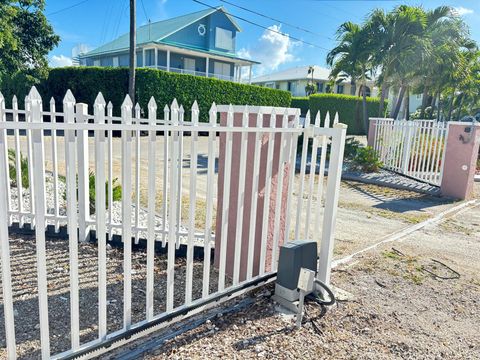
[0,87,346,359]
[371,118,448,186]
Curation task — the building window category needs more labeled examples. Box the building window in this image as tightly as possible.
[215,27,233,51]
[93,59,100,66]
[265,82,275,89]
[316,82,324,93]
[287,81,297,93]
[145,49,155,66]
[214,61,231,78]
[336,84,344,94]
[184,58,196,73]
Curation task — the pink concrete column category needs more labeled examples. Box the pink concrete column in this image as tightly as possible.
[367,118,377,147]
[215,108,294,282]
[440,123,480,200]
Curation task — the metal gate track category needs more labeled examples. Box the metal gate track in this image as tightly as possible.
[55,273,276,360]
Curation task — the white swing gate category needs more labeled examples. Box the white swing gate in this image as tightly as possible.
[0,87,346,359]
[371,118,448,186]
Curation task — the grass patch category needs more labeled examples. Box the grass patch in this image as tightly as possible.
[440,219,473,236]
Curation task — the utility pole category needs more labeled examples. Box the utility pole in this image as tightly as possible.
[129,0,136,103]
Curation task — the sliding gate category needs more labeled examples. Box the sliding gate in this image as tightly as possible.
[0,87,346,359]
[371,118,448,186]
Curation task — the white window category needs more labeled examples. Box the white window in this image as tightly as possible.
[215,27,233,51]
[214,61,231,78]
[93,59,100,66]
[265,82,275,88]
[113,57,119,67]
[184,58,196,73]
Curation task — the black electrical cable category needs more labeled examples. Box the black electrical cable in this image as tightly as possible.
[307,278,336,306]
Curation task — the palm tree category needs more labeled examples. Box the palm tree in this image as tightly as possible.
[327,22,374,134]
[417,8,474,118]
[368,6,429,119]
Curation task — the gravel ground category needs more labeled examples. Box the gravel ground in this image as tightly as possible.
[0,234,223,359]
[114,247,480,360]
[102,201,480,360]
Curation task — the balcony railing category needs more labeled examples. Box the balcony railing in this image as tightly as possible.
[144,65,236,82]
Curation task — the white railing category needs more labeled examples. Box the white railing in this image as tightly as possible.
[144,65,235,82]
[371,118,448,186]
[0,87,346,359]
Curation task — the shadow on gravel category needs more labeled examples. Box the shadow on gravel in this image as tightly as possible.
[344,181,455,214]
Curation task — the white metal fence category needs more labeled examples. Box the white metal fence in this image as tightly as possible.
[0,87,346,359]
[371,118,448,186]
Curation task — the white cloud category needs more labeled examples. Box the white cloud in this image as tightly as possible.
[71,43,92,57]
[238,24,300,76]
[49,54,73,68]
[453,7,474,16]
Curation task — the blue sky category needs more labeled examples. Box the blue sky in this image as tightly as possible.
[46,0,480,76]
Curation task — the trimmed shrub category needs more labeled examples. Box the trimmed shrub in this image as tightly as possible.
[290,97,309,117]
[12,67,291,121]
[309,93,387,135]
[352,146,383,173]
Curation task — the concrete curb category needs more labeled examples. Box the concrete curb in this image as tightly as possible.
[332,198,480,269]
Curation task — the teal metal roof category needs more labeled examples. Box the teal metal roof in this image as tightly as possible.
[83,7,242,57]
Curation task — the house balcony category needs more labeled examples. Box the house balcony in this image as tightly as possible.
[145,65,236,82]
[139,45,254,84]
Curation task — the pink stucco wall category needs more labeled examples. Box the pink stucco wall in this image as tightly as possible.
[440,123,480,200]
[214,112,294,281]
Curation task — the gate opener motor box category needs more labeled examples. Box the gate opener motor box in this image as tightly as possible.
[274,240,317,303]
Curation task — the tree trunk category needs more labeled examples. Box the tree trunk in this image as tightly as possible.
[430,91,437,108]
[355,84,362,129]
[362,84,369,137]
[456,94,466,121]
[404,87,410,120]
[391,85,406,120]
[436,91,442,121]
[447,90,456,121]
[378,84,388,117]
[128,0,136,103]
[420,85,428,118]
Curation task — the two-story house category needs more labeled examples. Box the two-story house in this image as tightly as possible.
[78,7,259,83]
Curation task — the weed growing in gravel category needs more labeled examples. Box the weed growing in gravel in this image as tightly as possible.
[383,250,425,285]
[60,172,122,213]
[8,149,29,188]
[382,250,402,260]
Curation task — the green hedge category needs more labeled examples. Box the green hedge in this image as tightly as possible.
[290,97,309,117]
[1,67,291,121]
[309,93,386,135]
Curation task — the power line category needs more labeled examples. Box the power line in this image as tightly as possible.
[46,0,92,16]
[140,0,149,21]
[192,0,330,51]
[219,0,324,38]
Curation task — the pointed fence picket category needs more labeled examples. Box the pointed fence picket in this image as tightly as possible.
[0,87,347,359]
